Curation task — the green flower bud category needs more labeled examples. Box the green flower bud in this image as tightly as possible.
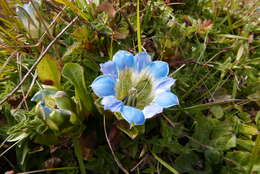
[49,110,65,126]
[16,0,50,39]
[32,88,79,132]
[69,112,80,125]
[54,91,74,111]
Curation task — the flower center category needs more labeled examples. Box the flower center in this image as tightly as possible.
[115,69,154,109]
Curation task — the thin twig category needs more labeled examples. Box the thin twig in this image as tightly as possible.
[13,59,41,86]
[162,114,177,127]
[0,51,18,74]
[166,3,185,5]
[0,16,78,105]
[16,167,78,174]
[14,71,39,112]
[17,53,29,110]
[0,139,23,157]
[157,161,161,174]
[103,116,129,174]
[3,155,16,170]
[130,154,149,172]
[183,133,214,150]
[170,64,185,76]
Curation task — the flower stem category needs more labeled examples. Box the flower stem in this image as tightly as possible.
[137,0,142,52]
[109,37,113,60]
[73,138,86,174]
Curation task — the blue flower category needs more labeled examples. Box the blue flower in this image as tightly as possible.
[91,50,179,125]
[16,0,49,39]
[31,88,79,130]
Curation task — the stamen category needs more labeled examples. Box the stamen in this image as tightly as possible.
[116,70,154,109]
[128,87,137,95]
[123,94,137,107]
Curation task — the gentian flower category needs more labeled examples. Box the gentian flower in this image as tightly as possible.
[91,51,179,125]
[16,0,48,39]
[31,87,78,131]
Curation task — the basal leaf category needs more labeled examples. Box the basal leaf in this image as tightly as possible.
[37,54,61,88]
[62,63,93,114]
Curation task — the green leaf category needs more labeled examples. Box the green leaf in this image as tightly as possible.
[210,105,224,119]
[62,63,93,114]
[205,149,223,165]
[16,141,29,171]
[226,151,251,168]
[54,0,90,21]
[34,133,59,146]
[175,151,212,173]
[37,54,61,88]
[248,134,260,174]
[239,124,258,136]
[225,135,237,150]
[62,41,82,59]
[237,138,254,151]
[46,119,59,131]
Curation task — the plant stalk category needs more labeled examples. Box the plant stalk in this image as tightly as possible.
[137,0,142,52]
[73,138,86,174]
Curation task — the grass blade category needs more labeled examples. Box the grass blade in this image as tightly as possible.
[151,152,179,174]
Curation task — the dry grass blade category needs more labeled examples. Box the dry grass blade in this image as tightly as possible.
[16,167,78,174]
[0,16,78,105]
[103,116,129,174]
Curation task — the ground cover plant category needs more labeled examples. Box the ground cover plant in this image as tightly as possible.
[0,0,259,173]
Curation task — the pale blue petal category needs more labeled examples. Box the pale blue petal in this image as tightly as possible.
[31,91,45,102]
[134,52,152,72]
[17,3,38,28]
[155,91,179,108]
[24,3,35,17]
[100,61,118,79]
[31,90,57,102]
[101,96,123,112]
[23,3,31,13]
[39,102,52,116]
[154,77,176,93]
[113,50,134,70]
[148,61,169,79]
[16,6,29,25]
[42,105,52,116]
[91,75,115,97]
[121,106,145,125]
[143,104,163,119]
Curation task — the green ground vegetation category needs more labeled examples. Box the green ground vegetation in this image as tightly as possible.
[0,0,259,174]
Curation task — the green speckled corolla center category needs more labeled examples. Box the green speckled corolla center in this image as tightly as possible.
[116,69,154,110]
